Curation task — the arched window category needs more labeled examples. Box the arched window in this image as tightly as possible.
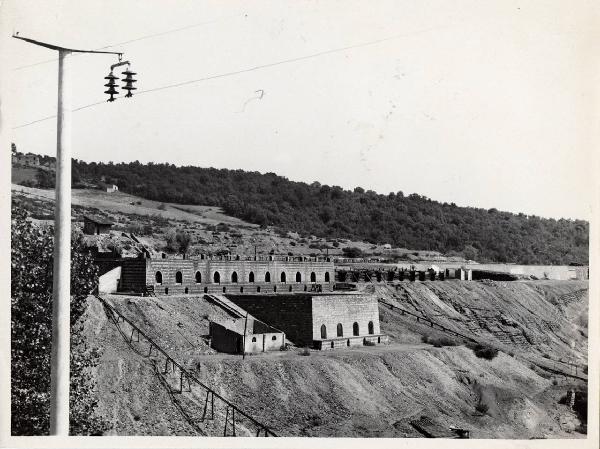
[310,272,316,283]
[368,321,374,335]
[337,323,343,337]
[240,286,244,293]
[265,272,271,283]
[164,287,169,295]
[231,272,238,283]
[280,272,286,283]
[195,271,202,283]
[252,337,257,342]
[175,271,183,284]
[376,272,382,282]
[320,324,327,339]
[325,272,330,282]
[296,272,302,283]
[257,286,261,292]
[213,271,220,284]
[184,287,189,294]
[155,271,163,284]
[249,271,255,283]
[203,287,208,293]
[353,322,359,336]
[388,271,395,282]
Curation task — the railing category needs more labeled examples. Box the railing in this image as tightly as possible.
[95,294,279,437]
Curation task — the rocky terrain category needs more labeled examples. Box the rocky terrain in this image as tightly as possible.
[81,279,588,438]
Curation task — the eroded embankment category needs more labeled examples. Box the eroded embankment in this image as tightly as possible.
[83,280,588,437]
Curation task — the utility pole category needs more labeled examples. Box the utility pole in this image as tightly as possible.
[13,34,131,436]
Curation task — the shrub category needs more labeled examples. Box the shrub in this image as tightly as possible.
[467,343,499,360]
[475,402,489,415]
[300,347,311,356]
[157,203,167,211]
[421,334,458,347]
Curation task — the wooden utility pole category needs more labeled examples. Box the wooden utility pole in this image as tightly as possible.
[13,34,124,436]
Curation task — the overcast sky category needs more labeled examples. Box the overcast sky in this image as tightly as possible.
[3,0,598,220]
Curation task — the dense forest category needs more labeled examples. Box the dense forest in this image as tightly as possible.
[70,160,588,265]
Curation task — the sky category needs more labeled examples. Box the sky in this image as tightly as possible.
[2,0,599,220]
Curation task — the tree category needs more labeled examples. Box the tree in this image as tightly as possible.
[11,205,109,435]
[176,230,192,257]
[342,246,363,258]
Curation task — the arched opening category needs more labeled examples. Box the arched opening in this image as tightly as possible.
[265,272,271,283]
[252,337,257,342]
[203,287,208,293]
[337,323,343,337]
[368,321,374,335]
[280,272,286,283]
[164,287,169,295]
[222,286,227,293]
[175,271,183,284]
[330,341,334,348]
[213,271,220,284]
[353,322,359,336]
[376,272,382,282]
[155,271,163,284]
[303,285,308,291]
[325,272,330,282]
[240,286,244,293]
[273,286,277,292]
[231,271,238,283]
[310,272,316,283]
[271,336,277,341]
[257,286,261,292]
[388,271,395,282]
[249,271,255,283]
[347,339,350,347]
[288,285,292,292]
[296,272,302,283]
[195,271,202,283]
[320,324,327,339]
[184,287,189,294]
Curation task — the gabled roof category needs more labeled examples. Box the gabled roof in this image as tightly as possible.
[83,214,113,225]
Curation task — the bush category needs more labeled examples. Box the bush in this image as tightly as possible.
[468,343,499,360]
[157,203,167,211]
[421,334,458,347]
[475,402,489,415]
[342,246,363,258]
[300,347,311,356]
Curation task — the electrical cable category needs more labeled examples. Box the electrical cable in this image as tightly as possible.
[12,25,446,130]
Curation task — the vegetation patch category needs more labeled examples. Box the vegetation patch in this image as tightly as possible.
[467,343,499,360]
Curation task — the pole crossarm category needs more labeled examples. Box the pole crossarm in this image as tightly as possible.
[13,34,123,57]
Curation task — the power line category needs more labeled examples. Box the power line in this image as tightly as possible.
[12,14,241,71]
[13,25,446,130]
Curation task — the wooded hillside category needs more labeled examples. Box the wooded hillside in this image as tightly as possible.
[71,160,589,265]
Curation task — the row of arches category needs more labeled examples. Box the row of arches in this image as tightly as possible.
[155,270,330,285]
[320,321,374,339]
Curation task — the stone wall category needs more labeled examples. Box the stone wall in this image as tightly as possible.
[116,257,335,294]
[226,294,314,346]
[311,294,380,341]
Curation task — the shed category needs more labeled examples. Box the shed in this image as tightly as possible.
[83,215,113,235]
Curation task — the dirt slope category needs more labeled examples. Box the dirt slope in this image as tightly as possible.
[83,280,588,437]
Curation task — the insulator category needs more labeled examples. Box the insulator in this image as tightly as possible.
[104,71,119,102]
[121,69,137,98]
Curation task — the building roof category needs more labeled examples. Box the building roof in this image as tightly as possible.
[83,215,113,225]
